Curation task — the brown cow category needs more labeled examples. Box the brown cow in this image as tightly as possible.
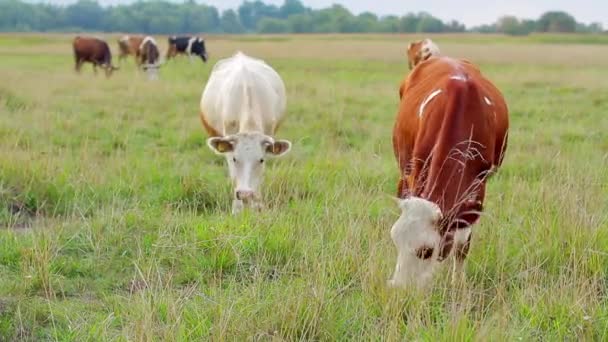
[73,36,118,77]
[117,35,144,64]
[388,56,509,289]
[406,38,440,70]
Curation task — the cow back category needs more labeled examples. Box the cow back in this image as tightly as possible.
[393,57,508,229]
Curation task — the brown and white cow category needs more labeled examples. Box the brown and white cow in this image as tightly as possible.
[138,36,162,80]
[73,36,118,77]
[407,38,440,70]
[389,56,509,288]
[117,35,144,64]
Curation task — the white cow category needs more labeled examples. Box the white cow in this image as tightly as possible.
[200,52,292,214]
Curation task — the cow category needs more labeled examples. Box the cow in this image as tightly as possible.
[139,36,162,80]
[407,38,440,70]
[166,36,208,62]
[200,52,291,214]
[73,36,118,77]
[389,55,509,289]
[117,35,144,64]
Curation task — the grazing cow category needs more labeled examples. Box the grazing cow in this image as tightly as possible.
[200,52,291,214]
[73,36,118,77]
[139,36,162,80]
[389,56,509,288]
[166,36,208,62]
[117,35,144,64]
[407,38,440,70]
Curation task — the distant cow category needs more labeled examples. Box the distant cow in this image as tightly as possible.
[407,38,440,70]
[73,36,118,77]
[139,36,161,80]
[166,36,208,62]
[117,35,144,64]
[389,56,509,289]
[200,52,291,214]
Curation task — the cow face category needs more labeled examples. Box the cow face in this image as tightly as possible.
[207,132,291,213]
[103,64,119,77]
[142,64,160,80]
[407,39,440,70]
[192,38,208,62]
[388,197,443,289]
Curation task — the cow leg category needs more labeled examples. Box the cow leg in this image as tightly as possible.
[232,199,244,215]
[166,46,175,61]
[251,192,264,212]
[451,227,472,285]
[92,64,98,75]
[75,59,82,73]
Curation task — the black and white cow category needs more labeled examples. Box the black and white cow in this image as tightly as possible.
[166,36,208,62]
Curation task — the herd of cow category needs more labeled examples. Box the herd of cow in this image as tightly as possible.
[72,34,208,79]
[198,38,509,289]
[73,34,509,289]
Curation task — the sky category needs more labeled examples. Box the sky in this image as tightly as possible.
[36,0,608,28]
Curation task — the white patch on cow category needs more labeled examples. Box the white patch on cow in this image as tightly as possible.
[186,37,197,56]
[453,227,471,253]
[421,38,440,59]
[119,35,129,43]
[484,96,493,106]
[201,52,291,214]
[418,89,442,118]
[388,197,443,289]
[139,36,157,51]
[450,74,467,81]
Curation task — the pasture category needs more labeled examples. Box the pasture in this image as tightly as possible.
[0,33,607,340]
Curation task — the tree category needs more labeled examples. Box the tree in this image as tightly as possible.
[399,13,419,32]
[377,15,400,33]
[65,0,105,31]
[238,0,280,31]
[417,14,444,33]
[497,15,525,35]
[257,17,289,33]
[286,13,313,33]
[445,20,465,33]
[356,12,379,32]
[279,0,306,19]
[221,9,245,33]
[537,11,576,32]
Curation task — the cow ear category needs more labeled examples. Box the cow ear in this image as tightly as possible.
[207,137,235,155]
[266,139,291,157]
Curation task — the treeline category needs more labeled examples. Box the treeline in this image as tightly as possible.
[0,0,603,35]
[473,11,604,35]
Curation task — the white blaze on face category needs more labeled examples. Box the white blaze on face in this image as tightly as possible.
[388,197,443,289]
[207,132,291,204]
[421,38,440,60]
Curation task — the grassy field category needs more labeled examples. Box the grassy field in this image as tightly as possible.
[0,33,607,340]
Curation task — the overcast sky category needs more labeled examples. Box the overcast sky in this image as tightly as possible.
[39,0,608,27]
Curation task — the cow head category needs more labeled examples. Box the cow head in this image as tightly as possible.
[103,64,119,77]
[142,62,161,80]
[192,38,208,62]
[388,196,443,289]
[407,38,440,70]
[207,132,291,213]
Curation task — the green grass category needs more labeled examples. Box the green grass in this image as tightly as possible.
[0,33,607,340]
